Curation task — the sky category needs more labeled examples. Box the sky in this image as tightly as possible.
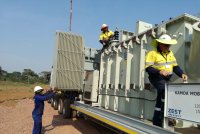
[0,0,200,73]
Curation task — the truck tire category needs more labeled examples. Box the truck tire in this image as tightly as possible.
[47,99,51,103]
[53,95,59,110]
[62,99,71,119]
[51,98,54,107]
[58,98,63,114]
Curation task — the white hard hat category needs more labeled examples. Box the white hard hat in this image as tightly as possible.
[152,34,177,47]
[34,86,43,93]
[101,24,108,30]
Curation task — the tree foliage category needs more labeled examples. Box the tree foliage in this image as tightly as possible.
[0,66,51,84]
[38,71,51,84]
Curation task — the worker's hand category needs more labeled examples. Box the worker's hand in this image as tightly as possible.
[43,88,51,93]
[53,87,59,91]
[48,88,53,92]
[181,74,188,82]
[159,70,170,76]
[43,88,49,92]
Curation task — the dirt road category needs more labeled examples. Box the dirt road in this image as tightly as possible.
[0,81,199,134]
[0,99,115,134]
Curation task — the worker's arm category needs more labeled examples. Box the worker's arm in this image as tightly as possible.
[173,66,188,81]
[145,51,158,75]
[109,30,114,37]
[146,66,173,77]
[99,40,105,45]
[99,33,104,44]
[34,92,55,101]
[173,66,183,77]
[146,66,160,75]
[99,34,107,45]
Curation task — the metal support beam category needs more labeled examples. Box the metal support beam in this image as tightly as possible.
[71,101,179,134]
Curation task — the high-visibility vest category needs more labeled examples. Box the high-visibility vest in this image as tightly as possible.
[145,50,178,74]
[99,30,114,41]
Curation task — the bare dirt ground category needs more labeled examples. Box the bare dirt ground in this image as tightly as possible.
[0,81,199,134]
[0,81,115,134]
[0,99,116,134]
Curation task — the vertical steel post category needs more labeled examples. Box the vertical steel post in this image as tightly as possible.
[70,0,72,31]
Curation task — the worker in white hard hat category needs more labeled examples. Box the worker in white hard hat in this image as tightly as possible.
[32,86,57,134]
[145,34,188,127]
[99,24,114,49]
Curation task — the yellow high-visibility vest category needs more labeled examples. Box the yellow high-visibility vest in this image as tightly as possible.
[145,50,178,74]
[99,30,114,41]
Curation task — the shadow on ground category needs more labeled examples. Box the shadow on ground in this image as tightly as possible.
[175,127,200,134]
[42,114,116,134]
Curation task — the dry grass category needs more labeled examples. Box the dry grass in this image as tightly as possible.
[0,81,49,107]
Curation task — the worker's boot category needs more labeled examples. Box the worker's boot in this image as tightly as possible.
[168,118,176,126]
[153,111,163,127]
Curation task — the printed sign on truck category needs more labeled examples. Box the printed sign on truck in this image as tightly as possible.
[165,83,200,123]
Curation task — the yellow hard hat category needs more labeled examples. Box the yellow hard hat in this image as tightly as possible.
[152,34,177,48]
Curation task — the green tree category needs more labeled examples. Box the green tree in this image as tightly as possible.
[0,67,51,84]
[10,71,22,82]
[22,69,39,84]
[0,66,2,79]
[38,71,51,84]
[0,66,8,81]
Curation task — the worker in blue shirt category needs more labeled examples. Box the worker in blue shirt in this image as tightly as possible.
[32,86,56,134]
[145,34,188,127]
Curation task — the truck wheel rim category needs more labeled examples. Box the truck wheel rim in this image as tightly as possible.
[58,104,60,111]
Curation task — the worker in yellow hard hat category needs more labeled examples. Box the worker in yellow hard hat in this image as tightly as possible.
[99,24,114,49]
[145,34,188,127]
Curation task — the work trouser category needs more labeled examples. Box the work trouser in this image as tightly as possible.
[149,78,167,127]
[100,40,111,51]
[32,115,42,134]
[102,42,110,51]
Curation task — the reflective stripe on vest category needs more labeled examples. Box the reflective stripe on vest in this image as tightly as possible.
[145,50,177,72]
[154,61,177,66]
